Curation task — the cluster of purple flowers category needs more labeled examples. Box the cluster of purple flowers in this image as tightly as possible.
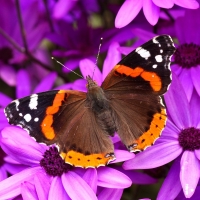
[0,0,200,199]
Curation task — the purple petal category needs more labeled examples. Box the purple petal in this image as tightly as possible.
[190,90,200,127]
[21,182,38,200]
[114,166,157,184]
[195,149,200,160]
[83,168,97,193]
[191,65,200,97]
[143,0,160,25]
[183,9,200,44]
[123,141,182,169]
[178,68,193,101]
[118,47,133,55]
[102,42,121,80]
[0,93,12,107]
[171,64,182,76]
[3,162,28,175]
[112,134,121,144]
[79,59,102,85]
[16,69,30,98]
[0,166,8,181]
[180,151,200,198]
[111,150,135,163]
[157,157,182,200]
[98,188,123,200]
[53,0,76,19]
[131,28,156,44]
[63,59,80,73]
[49,176,71,200]
[176,185,200,200]
[0,166,42,199]
[97,167,131,188]
[27,23,49,50]
[34,171,51,200]
[175,16,187,44]
[152,0,174,8]
[0,65,16,86]
[115,0,143,28]
[62,171,97,200]
[175,9,200,44]
[72,79,87,92]
[33,72,57,93]
[164,72,191,129]
[161,119,180,139]
[1,127,47,165]
[174,0,199,9]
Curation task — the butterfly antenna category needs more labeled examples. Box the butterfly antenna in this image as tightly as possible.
[51,57,84,79]
[92,37,103,79]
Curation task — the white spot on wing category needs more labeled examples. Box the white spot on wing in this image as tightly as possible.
[136,47,151,60]
[29,94,38,110]
[153,37,159,44]
[155,55,163,62]
[34,117,39,122]
[13,100,20,111]
[24,113,32,122]
[152,64,157,68]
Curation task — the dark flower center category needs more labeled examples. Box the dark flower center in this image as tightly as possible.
[0,148,6,166]
[40,147,72,176]
[174,43,200,68]
[178,127,200,151]
[0,47,13,64]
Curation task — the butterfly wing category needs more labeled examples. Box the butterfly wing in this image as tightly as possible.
[101,35,175,151]
[5,90,115,168]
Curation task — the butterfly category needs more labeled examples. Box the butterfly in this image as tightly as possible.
[4,35,175,168]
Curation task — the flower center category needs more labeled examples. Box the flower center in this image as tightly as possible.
[0,47,13,64]
[174,43,200,68]
[40,147,72,176]
[178,127,200,151]
[0,148,6,167]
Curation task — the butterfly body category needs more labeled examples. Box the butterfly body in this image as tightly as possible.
[86,75,117,136]
[4,35,175,168]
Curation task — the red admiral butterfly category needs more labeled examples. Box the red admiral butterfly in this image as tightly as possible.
[4,35,175,168]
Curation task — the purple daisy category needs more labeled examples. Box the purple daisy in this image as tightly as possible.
[0,125,133,199]
[0,0,50,85]
[171,8,200,100]
[123,73,200,199]
[115,0,199,27]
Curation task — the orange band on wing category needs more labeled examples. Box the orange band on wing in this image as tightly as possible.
[115,65,161,92]
[60,150,115,168]
[131,109,167,151]
[41,90,66,140]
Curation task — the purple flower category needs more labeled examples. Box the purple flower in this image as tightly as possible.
[53,0,99,20]
[171,8,200,100]
[0,0,50,85]
[115,0,199,27]
[123,73,200,199]
[48,15,139,73]
[0,126,133,199]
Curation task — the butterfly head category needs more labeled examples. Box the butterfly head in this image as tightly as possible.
[86,75,98,90]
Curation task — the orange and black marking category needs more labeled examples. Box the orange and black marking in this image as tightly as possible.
[41,90,67,140]
[114,65,162,92]
[60,150,115,168]
[131,108,167,152]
